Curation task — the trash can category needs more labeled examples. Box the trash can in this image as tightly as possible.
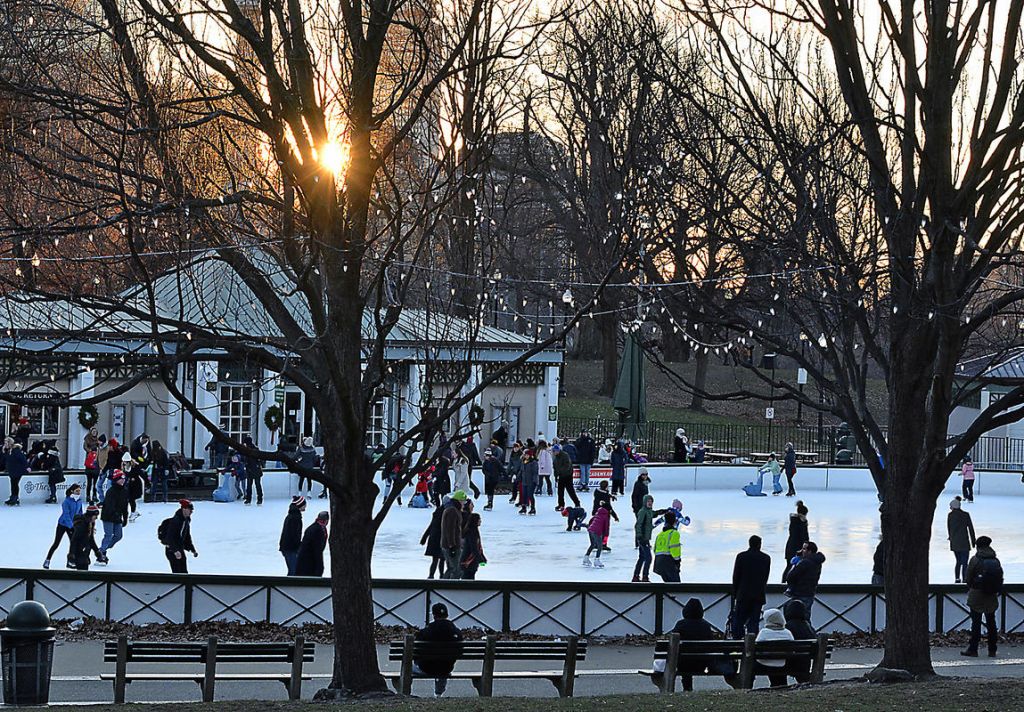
[1,601,56,706]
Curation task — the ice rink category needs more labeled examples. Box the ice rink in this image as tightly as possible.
[1,479,1021,583]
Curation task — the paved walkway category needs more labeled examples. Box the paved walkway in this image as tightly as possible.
[46,642,1024,702]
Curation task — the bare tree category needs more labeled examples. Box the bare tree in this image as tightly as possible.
[0,0,630,695]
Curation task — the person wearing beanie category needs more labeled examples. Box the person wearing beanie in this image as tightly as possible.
[947,495,976,583]
[44,448,66,504]
[295,437,318,494]
[573,430,596,492]
[630,468,651,515]
[69,506,102,570]
[782,599,816,682]
[295,511,329,577]
[98,470,130,563]
[413,603,463,697]
[583,503,611,568]
[962,535,1003,657]
[673,428,689,463]
[562,504,587,532]
[440,499,464,579]
[754,608,794,686]
[960,456,976,502]
[632,494,655,582]
[121,452,144,522]
[784,542,826,618]
[653,511,682,582]
[553,444,579,512]
[280,496,306,575]
[43,483,83,569]
[518,449,537,516]
[4,442,29,506]
[650,598,738,691]
[782,500,810,582]
[158,500,198,574]
[421,501,446,579]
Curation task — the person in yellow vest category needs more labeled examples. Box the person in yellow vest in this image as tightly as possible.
[653,511,682,582]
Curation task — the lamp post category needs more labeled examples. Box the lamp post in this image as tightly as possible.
[559,288,573,397]
[797,334,808,423]
[761,352,777,451]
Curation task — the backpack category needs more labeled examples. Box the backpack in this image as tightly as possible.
[157,517,173,546]
[972,558,1004,594]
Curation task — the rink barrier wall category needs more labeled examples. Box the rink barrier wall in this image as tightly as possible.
[5,463,1023,504]
[2,568,1023,638]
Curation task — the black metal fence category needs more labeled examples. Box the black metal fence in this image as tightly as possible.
[1,568,1022,636]
[557,417,1024,471]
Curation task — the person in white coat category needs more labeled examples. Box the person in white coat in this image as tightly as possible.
[754,608,794,687]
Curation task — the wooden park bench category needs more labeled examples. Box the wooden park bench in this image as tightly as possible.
[639,632,832,692]
[794,451,821,464]
[102,636,314,703]
[386,635,586,697]
[703,451,739,463]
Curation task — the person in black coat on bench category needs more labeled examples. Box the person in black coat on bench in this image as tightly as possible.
[413,603,463,697]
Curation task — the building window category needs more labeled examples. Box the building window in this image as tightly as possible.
[219,385,254,442]
[367,396,387,446]
[9,405,61,437]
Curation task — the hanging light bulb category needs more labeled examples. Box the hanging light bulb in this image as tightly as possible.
[817,333,828,348]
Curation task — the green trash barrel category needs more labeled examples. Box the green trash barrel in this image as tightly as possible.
[1,601,56,706]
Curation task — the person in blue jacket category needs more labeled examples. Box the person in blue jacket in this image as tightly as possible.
[43,483,83,568]
[4,442,30,506]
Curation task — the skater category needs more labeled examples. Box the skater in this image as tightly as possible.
[654,499,691,529]
[44,483,83,569]
[561,505,587,531]
[68,506,101,570]
[872,537,885,586]
[159,500,198,574]
[129,432,151,464]
[96,436,114,503]
[754,609,793,687]
[4,443,29,506]
[421,502,446,579]
[742,462,768,496]
[784,542,825,618]
[98,471,129,563]
[413,603,463,697]
[518,450,537,515]
[123,452,146,521]
[783,443,797,496]
[765,453,783,495]
[224,453,246,500]
[43,448,66,504]
[592,481,620,550]
[651,598,739,691]
[461,513,486,579]
[149,440,171,504]
[597,439,613,464]
[961,536,1003,658]
[84,447,100,505]
[583,502,611,568]
[295,437,318,494]
[441,495,465,579]
[535,440,553,496]
[673,428,689,463]
[631,468,651,514]
[633,494,655,582]
[481,449,503,511]
[242,436,264,506]
[553,444,580,511]
[653,511,682,583]
[782,500,809,582]
[411,470,433,508]
[295,511,330,577]
[574,430,596,491]
[782,600,816,682]
[948,496,976,582]
[960,456,976,502]
[731,535,771,638]
[610,441,627,496]
[279,496,306,576]
[506,442,523,505]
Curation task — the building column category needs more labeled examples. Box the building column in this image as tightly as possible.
[191,361,220,462]
[257,369,277,452]
[67,367,96,468]
[164,363,184,455]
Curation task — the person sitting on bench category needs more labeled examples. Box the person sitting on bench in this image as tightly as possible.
[413,603,463,697]
[782,599,816,682]
[755,608,794,687]
[651,598,739,691]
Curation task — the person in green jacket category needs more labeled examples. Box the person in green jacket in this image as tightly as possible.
[633,494,655,582]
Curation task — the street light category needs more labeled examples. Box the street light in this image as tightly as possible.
[559,288,573,398]
[761,352,777,451]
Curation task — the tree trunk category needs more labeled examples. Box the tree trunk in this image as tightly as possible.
[689,349,709,411]
[322,479,388,694]
[596,313,618,396]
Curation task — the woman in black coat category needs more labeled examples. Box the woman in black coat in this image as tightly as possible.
[460,513,487,580]
[279,499,305,575]
[782,501,809,582]
[421,505,445,579]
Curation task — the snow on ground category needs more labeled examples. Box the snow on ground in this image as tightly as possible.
[2,482,1021,583]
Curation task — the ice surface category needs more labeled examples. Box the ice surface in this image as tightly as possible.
[3,482,1021,583]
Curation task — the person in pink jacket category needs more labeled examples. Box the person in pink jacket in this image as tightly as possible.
[583,503,612,568]
[961,456,976,502]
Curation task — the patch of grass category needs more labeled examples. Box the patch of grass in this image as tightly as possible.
[559,395,746,426]
[42,678,1024,711]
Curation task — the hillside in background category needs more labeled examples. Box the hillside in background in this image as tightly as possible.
[561,358,889,427]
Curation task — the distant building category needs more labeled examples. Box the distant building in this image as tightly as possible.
[949,349,1024,467]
